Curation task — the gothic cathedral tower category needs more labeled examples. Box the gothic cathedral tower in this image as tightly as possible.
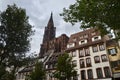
[39,13,56,57]
[43,13,56,43]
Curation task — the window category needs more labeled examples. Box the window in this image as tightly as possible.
[101,55,108,62]
[67,43,75,48]
[79,49,84,57]
[81,40,85,44]
[72,51,76,57]
[85,48,90,56]
[94,56,100,63]
[87,69,93,79]
[92,45,98,52]
[99,44,105,51]
[81,70,86,79]
[94,36,99,40]
[111,61,118,68]
[96,68,103,78]
[92,36,101,41]
[108,48,117,55]
[80,59,85,68]
[79,39,87,45]
[104,67,111,78]
[86,58,92,67]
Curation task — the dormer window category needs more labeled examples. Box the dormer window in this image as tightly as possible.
[81,40,85,44]
[79,39,87,45]
[67,43,75,48]
[92,36,101,41]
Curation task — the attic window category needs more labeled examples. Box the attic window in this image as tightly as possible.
[94,36,99,40]
[81,40,85,44]
[79,39,87,45]
[92,36,101,41]
[67,43,75,48]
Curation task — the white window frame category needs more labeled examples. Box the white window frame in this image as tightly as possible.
[79,39,87,45]
[92,36,101,41]
[67,43,75,48]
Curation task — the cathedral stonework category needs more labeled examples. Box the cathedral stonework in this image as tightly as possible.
[39,13,69,58]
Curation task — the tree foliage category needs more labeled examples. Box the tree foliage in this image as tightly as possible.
[54,53,77,80]
[0,64,6,79]
[0,4,34,80]
[61,0,120,40]
[26,61,45,80]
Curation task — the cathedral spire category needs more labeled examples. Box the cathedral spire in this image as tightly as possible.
[42,13,56,43]
[47,12,54,28]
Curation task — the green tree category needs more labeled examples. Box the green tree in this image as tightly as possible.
[0,64,7,80]
[61,0,120,40]
[0,4,34,80]
[54,53,77,80]
[26,61,45,80]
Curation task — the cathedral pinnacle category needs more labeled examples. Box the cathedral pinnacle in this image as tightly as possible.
[47,12,54,28]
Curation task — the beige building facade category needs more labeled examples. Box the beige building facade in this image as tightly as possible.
[66,28,112,80]
[106,40,120,79]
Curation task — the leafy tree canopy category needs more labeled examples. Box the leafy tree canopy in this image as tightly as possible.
[26,61,45,80]
[61,0,120,40]
[0,4,34,80]
[54,53,77,80]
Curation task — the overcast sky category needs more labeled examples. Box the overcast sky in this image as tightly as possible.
[0,0,81,55]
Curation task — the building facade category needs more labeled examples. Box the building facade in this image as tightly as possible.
[106,40,120,79]
[16,13,120,80]
[16,65,34,80]
[66,29,112,80]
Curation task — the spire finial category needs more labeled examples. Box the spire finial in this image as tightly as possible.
[47,12,54,28]
[51,12,53,17]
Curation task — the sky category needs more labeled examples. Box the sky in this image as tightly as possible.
[0,0,81,55]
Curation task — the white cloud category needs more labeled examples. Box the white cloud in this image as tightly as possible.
[1,0,81,55]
